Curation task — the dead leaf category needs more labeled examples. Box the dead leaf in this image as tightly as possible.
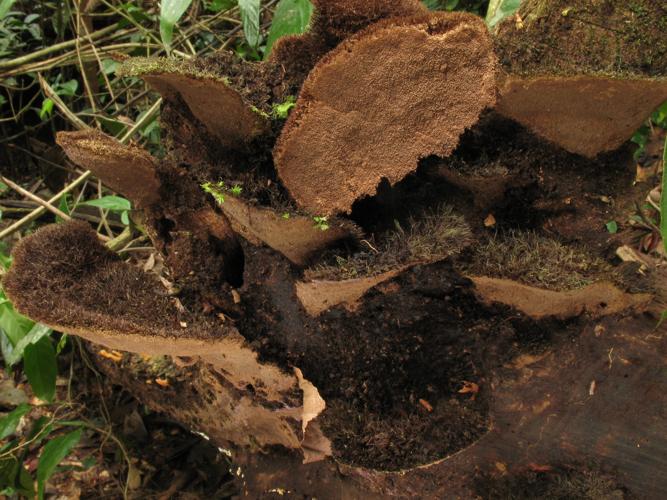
[98,349,123,363]
[458,381,480,399]
[142,252,156,272]
[589,380,596,396]
[127,464,142,490]
[172,297,187,314]
[155,378,170,388]
[528,463,553,472]
[418,398,433,412]
[484,214,496,227]
[635,163,659,183]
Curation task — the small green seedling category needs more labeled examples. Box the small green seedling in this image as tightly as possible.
[313,215,329,231]
[605,220,618,234]
[281,212,290,220]
[230,184,243,196]
[272,96,297,119]
[201,181,226,204]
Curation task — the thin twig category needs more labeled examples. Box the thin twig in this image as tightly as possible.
[0,170,92,241]
[0,175,72,222]
[0,23,121,70]
[38,73,88,130]
[0,97,161,241]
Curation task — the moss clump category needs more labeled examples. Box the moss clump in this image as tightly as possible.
[494,0,667,78]
[465,230,612,291]
[306,205,471,280]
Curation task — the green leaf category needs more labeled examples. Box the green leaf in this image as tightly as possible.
[0,299,34,347]
[37,429,82,500]
[239,0,261,48]
[55,79,78,97]
[0,0,16,20]
[23,337,57,403]
[422,0,460,10]
[605,220,618,234]
[79,195,131,212]
[101,59,118,75]
[486,0,521,27]
[661,136,667,255]
[0,181,7,194]
[55,334,67,355]
[56,194,70,223]
[0,242,11,270]
[0,403,30,440]
[27,416,54,448]
[39,99,54,120]
[5,323,53,366]
[264,0,312,58]
[657,310,667,329]
[653,100,667,129]
[159,0,193,50]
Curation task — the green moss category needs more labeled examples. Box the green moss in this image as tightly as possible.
[117,57,225,84]
[306,205,472,280]
[464,230,612,291]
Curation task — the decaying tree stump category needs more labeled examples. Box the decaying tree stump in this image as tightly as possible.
[4,1,667,497]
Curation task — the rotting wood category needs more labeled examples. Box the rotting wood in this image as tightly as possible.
[2,221,329,458]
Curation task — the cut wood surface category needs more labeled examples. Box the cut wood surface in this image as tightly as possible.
[219,196,355,265]
[471,276,652,320]
[497,75,667,157]
[275,12,497,215]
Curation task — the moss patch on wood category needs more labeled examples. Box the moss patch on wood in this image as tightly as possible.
[464,230,612,291]
[495,0,667,78]
[306,204,471,280]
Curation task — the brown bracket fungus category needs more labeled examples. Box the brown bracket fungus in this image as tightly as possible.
[494,0,667,157]
[274,12,498,215]
[268,0,427,87]
[118,57,271,150]
[55,129,161,207]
